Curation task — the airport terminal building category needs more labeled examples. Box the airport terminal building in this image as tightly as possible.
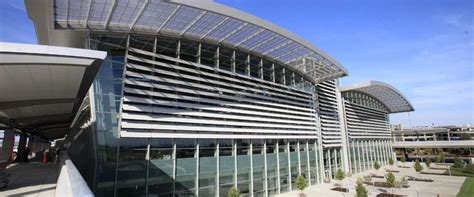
[0,0,413,196]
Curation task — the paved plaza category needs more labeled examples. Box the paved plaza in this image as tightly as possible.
[0,162,58,197]
[277,163,466,197]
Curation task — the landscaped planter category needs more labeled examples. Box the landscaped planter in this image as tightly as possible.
[386,169,400,173]
[363,181,409,188]
[421,171,446,175]
[407,177,433,182]
[430,167,448,170]
[397,165,410,168]
[331,187,349,192]
[370,175,385,178]
[376,193,407,197]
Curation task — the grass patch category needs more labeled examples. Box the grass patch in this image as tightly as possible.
[449,168,474,177]
[457,177,474,197]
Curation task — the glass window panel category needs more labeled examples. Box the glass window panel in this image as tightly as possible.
[116,138,148,197]
[148,138,174,196]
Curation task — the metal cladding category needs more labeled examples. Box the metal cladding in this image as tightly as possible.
[340,81,414,113]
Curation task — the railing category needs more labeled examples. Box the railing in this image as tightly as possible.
[56,153,93,197]
[393,140,474,148]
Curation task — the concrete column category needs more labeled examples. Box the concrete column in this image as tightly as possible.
[1,129,15,162]
[15,133,28,162]
[424,133,428,141]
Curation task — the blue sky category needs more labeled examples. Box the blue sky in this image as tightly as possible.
[1,0,473,127]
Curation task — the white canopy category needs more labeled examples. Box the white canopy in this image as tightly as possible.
[0,42,106,139]
[340,81,414,113]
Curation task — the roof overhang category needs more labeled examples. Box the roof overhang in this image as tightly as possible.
[0,42,106,140]
[340,81,414,113]
[25,0,348,84]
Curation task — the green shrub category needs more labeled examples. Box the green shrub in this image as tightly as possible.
[414,160,423,172]
[453,158,465,169]
[425,158,432,168]
[228,186,240,197]
[296,175,308,191]
[356,177,368,197]
[374,161,381,170]
[435,152,445,163]
[400,155,407,163]
[463,164,474,174]
[388,157,394,165]
[386,172,396,188]
[335,168,345,181]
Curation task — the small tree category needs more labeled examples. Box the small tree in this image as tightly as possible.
[453,158,464,169]
[374,161,381,172]
[335,168,346,189]
[386,172,396,194]
[400,155,407,167]
[228,186,240,197]
[435,152,445,165]
[388,157,394,166]
[296,175,308,192]
[336,168,346,181]
[414,160,423,172]
[356,177,368,197]
[425,158,431,169]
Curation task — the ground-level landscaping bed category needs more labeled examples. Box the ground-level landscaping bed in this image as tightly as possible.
[330,187,349,192]
[363,181,409,188]
[406,176,433,182]
[376,193,407,197]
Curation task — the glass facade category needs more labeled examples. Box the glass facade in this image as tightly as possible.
[61,33,395,197]
[112,138,322,197]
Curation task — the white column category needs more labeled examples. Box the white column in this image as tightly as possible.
[172,142,177,196]
[297,142,301,175]
[216,142,220,197]
[195,141,200,197]
[276,142,280,194]
[327,150,332,178]
[233,140,238,187]
[263,142,268,197]
[364,141,370,170]
[250,142,254,197]
[306,142,311,185]
[356,141,362,173]
[287,142,291,190]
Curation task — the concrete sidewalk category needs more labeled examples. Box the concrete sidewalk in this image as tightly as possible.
[0,162,59,197]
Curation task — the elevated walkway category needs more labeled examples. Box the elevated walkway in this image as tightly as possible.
[393,140,474,148]
[0,162,58,197]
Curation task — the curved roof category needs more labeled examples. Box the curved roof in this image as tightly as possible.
[27,0,347,83]
[340,81,414,113]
